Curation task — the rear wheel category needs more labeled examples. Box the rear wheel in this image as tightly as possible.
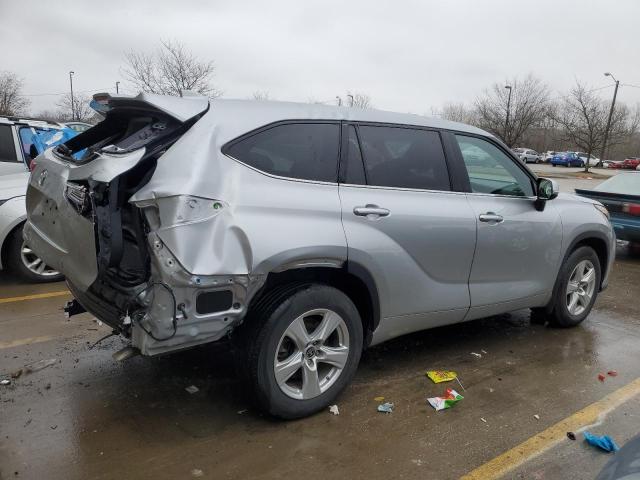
[544,246,601,327]
[5,224,63,283]
[238,284,363,419]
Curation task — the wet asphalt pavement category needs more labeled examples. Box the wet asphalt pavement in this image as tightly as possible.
[1,177,640,480]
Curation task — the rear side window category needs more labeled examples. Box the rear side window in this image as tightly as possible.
[357,126,450,190]
[225,123,340,182]
[0,125,18,163]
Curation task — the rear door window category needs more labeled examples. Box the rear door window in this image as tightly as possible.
[357,125,450,191]
[225,123,340,182]
[343,125,366,185]
[0,125,19,163]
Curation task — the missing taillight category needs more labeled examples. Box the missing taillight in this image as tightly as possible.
[65,182,91,215]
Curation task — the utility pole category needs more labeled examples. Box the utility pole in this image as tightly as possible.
[336,96,342,106]
[69,71,75,121]
[504,85,512,145]
[601,72,620,161]
[115,81,120,94]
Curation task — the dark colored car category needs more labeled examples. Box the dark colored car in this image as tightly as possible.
[576,172,640,244]
[550,152,585,167]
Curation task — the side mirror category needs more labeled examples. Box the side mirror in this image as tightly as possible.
[537,178,559,200]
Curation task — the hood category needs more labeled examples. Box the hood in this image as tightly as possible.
[0,172,30,200]
[558,191,602,206]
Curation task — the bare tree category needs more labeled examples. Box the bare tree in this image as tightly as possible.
[252,90,271,101]
[346,92,372,108]
[554,82,639,171]
[122,40,219,98]
[474,74,550,148]
[438,102,478,125]
[0,71,30,116]
[55,93,94,122]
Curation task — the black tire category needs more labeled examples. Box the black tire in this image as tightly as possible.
[544,246,601,327]
[237,283,363,419]
[4,224,63,283]
[552,164,557,167]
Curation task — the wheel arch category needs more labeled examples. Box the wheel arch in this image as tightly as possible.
[248,262,380,347]
[565,232,610,288]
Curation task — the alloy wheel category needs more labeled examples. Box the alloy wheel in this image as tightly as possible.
[566,259,596,316]
[20,242,60,278]
[274,308,350,400]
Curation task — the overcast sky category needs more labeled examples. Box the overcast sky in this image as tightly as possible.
[2,0,639,115]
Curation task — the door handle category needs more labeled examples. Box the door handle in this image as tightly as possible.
[353,205,390,217]
[479,212,504,223]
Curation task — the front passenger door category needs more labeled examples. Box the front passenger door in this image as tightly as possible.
[454,135,562,320]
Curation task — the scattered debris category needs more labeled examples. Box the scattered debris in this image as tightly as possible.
[470,352,482,358]
[411,459,424,466]
[489,388,495,393]
[480,417,487,423]
[11,358,58,379]
[607,370,618,377]
[374,396,385,402]
[237,409,248,415]
[533,414,540,420]
[427,388,464,411]
[0,379,10,386]
[377,402,394,413]
[426,370,457,383]
[598,373,606,382]
[567,432,576,441]
[185,385,199,394]
[481,349,488,354]
[50,425,57,430]
[45,383,51,390]
[191,469,204,478]
[329,405,340,415]
[584,431,619,452]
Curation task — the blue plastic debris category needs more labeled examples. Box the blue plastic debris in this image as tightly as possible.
[584,431,620,452]
[377,402,394,413]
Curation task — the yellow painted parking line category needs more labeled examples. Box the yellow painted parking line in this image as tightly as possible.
[0,290,70,305]
[0,335,57,350]
[461,377,640,480]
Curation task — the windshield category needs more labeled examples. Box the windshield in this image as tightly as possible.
[594,173,640,195]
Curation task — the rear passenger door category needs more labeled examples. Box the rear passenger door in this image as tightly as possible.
[338,124,477,342]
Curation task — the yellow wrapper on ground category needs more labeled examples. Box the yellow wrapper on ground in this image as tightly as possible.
[426,370,457,383]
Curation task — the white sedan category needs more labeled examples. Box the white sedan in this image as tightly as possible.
[0,172,62,282]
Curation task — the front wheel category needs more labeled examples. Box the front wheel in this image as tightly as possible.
[238,284,363,419]
[545,246,601,327]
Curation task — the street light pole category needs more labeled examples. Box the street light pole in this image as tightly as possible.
[115,81,120,94]
[504,85,512,145]
[601,72,620,161]
[69,71,75,121]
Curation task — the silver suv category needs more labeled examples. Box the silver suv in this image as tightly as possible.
[25,93,615,418]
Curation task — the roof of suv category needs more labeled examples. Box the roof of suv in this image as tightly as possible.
[205,99,491,141]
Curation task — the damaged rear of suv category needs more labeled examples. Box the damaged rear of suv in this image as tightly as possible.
[26,93,614,419]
